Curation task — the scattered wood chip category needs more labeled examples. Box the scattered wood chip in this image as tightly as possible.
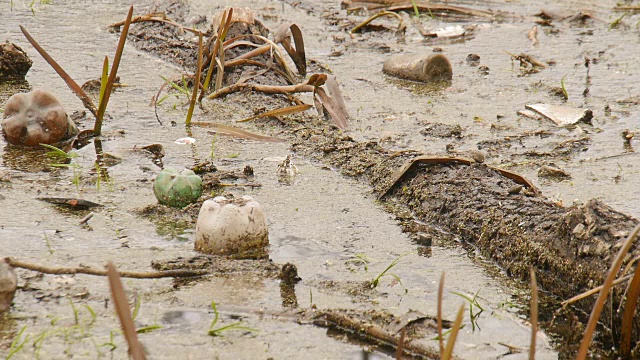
[528,25,539,45]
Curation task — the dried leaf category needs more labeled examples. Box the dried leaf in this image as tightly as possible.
[315,87,348,130]
[325,76,349,119]
[306,74,328,87]
[274,23,306,76]
[191,122,286,143]
[237,104,312,122]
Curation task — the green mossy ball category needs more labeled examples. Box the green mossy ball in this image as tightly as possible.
[153,167,203,208]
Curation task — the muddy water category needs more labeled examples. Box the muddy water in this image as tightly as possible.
[2,0,639,359]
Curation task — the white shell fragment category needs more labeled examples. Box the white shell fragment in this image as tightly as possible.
[524,104,593,127]
[175,137,196,145]
[195,196,269,258]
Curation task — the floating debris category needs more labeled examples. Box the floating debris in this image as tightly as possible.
[383,53,452,83]
[0,42,32,80]
[421,25,467,39]
[195,196,269,259]
[2,90,78,146]
[277,154,300,185]
[538,165,571,180]
[523,103,593,127]
[37,197,103,209]
[175,137,196,145]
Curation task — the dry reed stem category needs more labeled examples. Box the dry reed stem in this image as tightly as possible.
[186,32,203,126]
[351,11,405,33]
[562,274,633,306]
[620,259,640,356]
[19,25,98,117]
[95,6,134,135]
[5,258,208,278]
[107,262,147,360]
[442,304,465,360]
[529,268,538,360]
[437,272,445,357]
[576,223,640,359]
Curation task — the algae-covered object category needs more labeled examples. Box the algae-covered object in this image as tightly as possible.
[195,196,269,259]
[153,167,202,208]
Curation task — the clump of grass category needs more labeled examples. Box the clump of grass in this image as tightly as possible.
[369,252,414,293]
[185,32,203,126]
[6,326,30,360]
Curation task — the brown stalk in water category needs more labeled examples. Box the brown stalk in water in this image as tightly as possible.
[19,25,98,117]
[186,32,203,126]
[95,6,134,136]
[201,8,233,100]
[442,304,465,360]
[529,268,538,360]
[107,262,147,360]
[437,272,445,357]
[619,259,640,356]
[6,258,208,278]
[576,223,640,359]
[561,274,633,306]
[395,327,406,359]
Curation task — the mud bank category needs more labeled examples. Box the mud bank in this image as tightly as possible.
[290,124,639,356]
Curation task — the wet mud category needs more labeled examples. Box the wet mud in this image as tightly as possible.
[3,0,640,359]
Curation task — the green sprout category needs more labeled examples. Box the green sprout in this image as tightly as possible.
[6,326,30,359]
[41,143,82,189]
[208,300,258,336]
[410,0,419,17]
[560,75,569,100]
[370,252,414,292]
[452,290,485,331]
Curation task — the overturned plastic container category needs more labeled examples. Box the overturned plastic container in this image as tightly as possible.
[382,53,452,83]
[195,196,269,259]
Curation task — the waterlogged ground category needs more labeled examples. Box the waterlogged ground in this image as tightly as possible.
[2,0,640,359]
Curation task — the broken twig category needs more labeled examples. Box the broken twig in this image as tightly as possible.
[6,258,208,278]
